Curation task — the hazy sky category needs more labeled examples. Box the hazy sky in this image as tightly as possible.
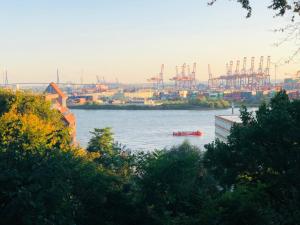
[0,0,299,83]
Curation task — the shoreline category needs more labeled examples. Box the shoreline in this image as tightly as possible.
[68,104,230,110]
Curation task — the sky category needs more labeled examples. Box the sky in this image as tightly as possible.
[0,0,299,83]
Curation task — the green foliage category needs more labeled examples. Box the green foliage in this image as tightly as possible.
[86,127,134,177]
[0,145,134,225]
[0,90,135,225]
[1,89,300,225]
[204,184,273,225]
[134,142,217,225]
[0,148,77,225]
[0,89,61,122]
[0,89,16,115]
[0,90,71,153]
[209,0,298,18]
[204,90,300,224]
[188,96,230,109]
[87,128,114,155]
[155,96,230,109]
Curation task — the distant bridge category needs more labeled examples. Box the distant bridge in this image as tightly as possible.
[5,82,101,86]
[0,82,121,91]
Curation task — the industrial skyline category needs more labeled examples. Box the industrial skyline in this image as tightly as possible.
[1,57,294,87]
[0,0,299,83]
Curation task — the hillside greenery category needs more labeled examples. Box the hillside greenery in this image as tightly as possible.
[69,97,230,110]
[0,89,299,225]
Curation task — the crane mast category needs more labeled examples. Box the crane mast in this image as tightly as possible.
[242,57,247,74]
[208,56,272,91]
[258,56,264,74]
[235,60,240,74]
[250,57,255,74]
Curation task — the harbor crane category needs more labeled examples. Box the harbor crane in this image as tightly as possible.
[208,56,272,91]
[170,63,197,90]
[147,64,164,90]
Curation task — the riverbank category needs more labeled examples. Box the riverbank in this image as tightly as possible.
[68,104,230,110]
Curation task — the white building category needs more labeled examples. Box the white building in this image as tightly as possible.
[215,115,242,142]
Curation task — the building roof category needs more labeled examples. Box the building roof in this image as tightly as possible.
[57,105,69,114]
[45,93,59,101]
[216,115,242,124]
[51,102,75,126]
[62,112,76,126]
[47,82,67,98]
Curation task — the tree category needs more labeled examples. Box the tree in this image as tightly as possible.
[0,90,71,152]
[0,148,77,225]
[0,90,76,224]
[0,90,64,123]
[134,142,217,225]
[0,90,135,225]
[203,90,300,224]
[3,89,300,224]
[87,128,114,155]
[208,0,300,18]
[201,184,274,225]
[86,127,134,179]
[0,143,133,225]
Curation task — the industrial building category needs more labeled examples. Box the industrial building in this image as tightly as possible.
[124,89,154,99]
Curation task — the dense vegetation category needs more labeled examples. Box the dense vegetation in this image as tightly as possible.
[69,97,230,110]
[187,96,230,108]
[0,89,299,225]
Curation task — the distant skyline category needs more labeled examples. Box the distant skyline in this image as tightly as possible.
[0,0,299,84]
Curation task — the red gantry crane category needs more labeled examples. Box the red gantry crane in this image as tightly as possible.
[147,64,165,90]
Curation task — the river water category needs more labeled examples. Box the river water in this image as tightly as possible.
[72,109,236,151]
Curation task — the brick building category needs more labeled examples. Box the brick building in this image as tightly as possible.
[45,82,76,143]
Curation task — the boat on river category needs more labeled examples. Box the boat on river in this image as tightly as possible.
[172,130,203,137]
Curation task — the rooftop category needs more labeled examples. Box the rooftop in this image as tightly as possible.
[216,115,242,124]
[63,112,76,125]
[46,82,67,99]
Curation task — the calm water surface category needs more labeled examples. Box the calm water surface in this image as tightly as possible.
[73,109,236,151]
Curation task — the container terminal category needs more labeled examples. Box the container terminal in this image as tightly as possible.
[1,56,300,106]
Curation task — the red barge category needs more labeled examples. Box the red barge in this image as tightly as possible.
[172,130,203,137]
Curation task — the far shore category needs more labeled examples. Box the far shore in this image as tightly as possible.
[68,104,231,110]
